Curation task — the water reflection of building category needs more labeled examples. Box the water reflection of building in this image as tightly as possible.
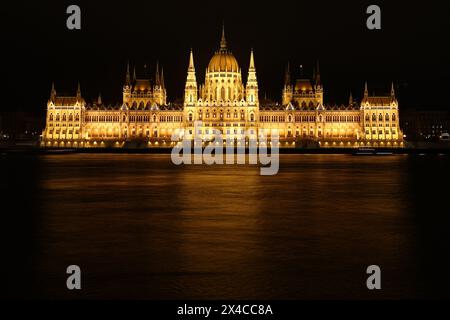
[41,26,403,148]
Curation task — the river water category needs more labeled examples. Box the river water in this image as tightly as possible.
[2,153,449,299]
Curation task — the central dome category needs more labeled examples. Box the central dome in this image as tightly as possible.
[207,26,239,73]
[208,52,239,72]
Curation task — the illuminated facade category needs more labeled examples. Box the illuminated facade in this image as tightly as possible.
[41,27,403,148]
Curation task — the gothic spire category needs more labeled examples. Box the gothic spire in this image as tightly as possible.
[186,48,197,84]
[188,48,195,71]
[155,61,160,86]
[249,48,255,70]
[391,81,395,97]
[76,81,81,98]
[161,67,165,89]
[50,82,56,100]
[125,61,131,85]
[315,60,321,86]
[364,81,368,98]
[247,49,257,84]
[284,62,291,86]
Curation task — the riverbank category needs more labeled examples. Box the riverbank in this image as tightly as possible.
[1,145,450,155]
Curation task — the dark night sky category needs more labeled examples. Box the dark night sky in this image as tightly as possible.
[2,0,450,113]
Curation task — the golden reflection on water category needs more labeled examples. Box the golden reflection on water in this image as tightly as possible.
[32,154,425,299]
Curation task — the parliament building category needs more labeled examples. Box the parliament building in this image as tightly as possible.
[41,27,404,148]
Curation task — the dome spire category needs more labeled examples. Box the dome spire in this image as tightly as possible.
[220,22,227,51]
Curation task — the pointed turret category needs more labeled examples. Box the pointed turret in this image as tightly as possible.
[282,62,293,105]
[184,48,198,106]
[125,61,131,86]
[246,49,258,105]
[50,82,56,100]
[97,93,102,105]
[391,81,395,98]
[160,67,165,89]
[155,61,160,86]
[364,81,368,98]
[284,62,291,86]
[76,82,81,98]
[349,92,353,106]
[249,48,255,70]
[188,48,195,72]
[315,60,321,86]
[133,67,136,82]
[247,48,257,82]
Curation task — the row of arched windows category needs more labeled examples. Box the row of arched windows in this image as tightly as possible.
[49,113,79,122]
[365,113,397,122]
[198,109,245,120]
[325,115,361,122]
[260,115,286,122]
[160,115,182,122]
[85,115,119,122]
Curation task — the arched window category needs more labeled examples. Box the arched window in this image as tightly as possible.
[139,102,144,109]
[153,114,156,122]
[62,114,66,121]
[221,87,225,100]
[392,113,396,121]
[123,115,127,122]
[188,113,193,121]
[385,113,389,121]
[379,113,383,121]
[372,113,376,121]
[49,114,53,121]
[68,114,73,121]
[250,113,254,121]
[365,114,370,121]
